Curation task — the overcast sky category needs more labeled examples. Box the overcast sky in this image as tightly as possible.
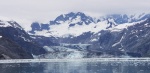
[0,0,150,30]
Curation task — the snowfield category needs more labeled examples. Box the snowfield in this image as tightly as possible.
[31,18,146,38]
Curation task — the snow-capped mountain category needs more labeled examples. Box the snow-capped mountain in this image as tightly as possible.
[26,12,150,58]
[50,12,95,25]
[0,19,47,59]
[0,20,23,29]
[28,12,150,45]
[29,12,109,37]
[34,18,150,58]
[0,20,32,59]
[29,12,150,37]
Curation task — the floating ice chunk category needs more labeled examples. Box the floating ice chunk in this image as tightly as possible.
[0,36,2,38]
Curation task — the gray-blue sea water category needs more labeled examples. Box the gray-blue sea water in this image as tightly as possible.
[0,61,150,73]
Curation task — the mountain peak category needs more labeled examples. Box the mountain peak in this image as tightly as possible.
[0,20,23,29]
[50,12,94,25]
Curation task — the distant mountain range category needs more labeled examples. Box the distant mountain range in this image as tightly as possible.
[29,12,150,37]
[0,12,150,59]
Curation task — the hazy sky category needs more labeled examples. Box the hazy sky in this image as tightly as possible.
[0,0,150,30]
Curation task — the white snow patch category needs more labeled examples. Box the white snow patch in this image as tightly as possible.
[66,51,84,59]
[0,19,23,30]
[135,35,139,38]
[34,30,52,37]
[0,20,12,27]
[119,48,124,51]
[144,23,150,27]
[109,20,146,32]
[43,46,54,52]
[70,16,81,23]
[109,23,134,32]
[119,44,125,51]
[112,35,124,47]
[108,18,117,26]
[33,20,109,37]
[90,38,97,42]
[19,35,31,42]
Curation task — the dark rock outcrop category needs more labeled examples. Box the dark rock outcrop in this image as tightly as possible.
[0,37,33,59]
[0,27,46,55]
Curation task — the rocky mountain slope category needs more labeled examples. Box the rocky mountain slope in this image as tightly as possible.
[0,37,33,59]
[0,20,47,59]
[90,18,150,57]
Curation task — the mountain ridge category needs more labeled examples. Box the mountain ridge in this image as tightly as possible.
[29,12,150,37]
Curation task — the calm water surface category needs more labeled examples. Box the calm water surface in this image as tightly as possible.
[0,61,150,73]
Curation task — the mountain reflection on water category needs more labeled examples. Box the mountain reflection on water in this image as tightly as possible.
[0,61,150,73]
